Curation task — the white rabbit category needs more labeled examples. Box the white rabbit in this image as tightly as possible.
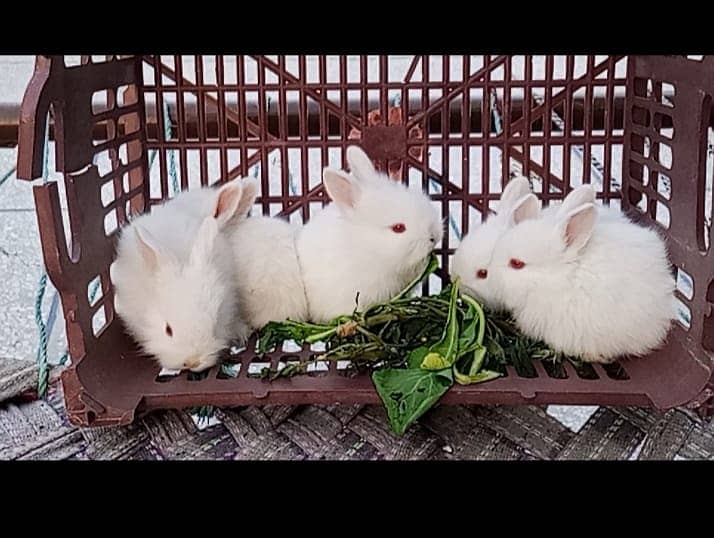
[229,213,309,330]
[110,179,257,372]
[489,185,676,363]
[451,175,536,311]
[452,178,628,311]
[296,145,444,323]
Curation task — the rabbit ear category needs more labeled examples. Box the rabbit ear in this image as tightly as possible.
[499,176,532,211]
[324,168,361,211]
[557,185,597,218]
[346,146,376,181]
[190,217,219,267]
[559,203,598,251]
[510,193,541,225]
[134,225,173,271]
[213,179,254,228]
[233,177,258,220]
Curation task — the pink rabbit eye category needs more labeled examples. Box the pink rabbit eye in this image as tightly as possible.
[476,269,488,279]
[509,258,526,270]
[165,324,173,337]
[391,223,406,234]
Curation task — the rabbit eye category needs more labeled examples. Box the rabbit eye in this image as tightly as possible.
[165,324,173,337]
[476,269,488,279]
[391,223,406,234]
[509,258,526,270]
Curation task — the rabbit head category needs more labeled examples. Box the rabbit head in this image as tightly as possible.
[322,145,444,278]
[112,179,257,372]
[451,175,540,310]
[490,185,598,313]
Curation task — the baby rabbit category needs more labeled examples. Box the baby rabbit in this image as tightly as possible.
[451,175,536,311]
[228,209,309,331]
[489,184,676,363]
[110,179,257,372]
[296,146,443,323]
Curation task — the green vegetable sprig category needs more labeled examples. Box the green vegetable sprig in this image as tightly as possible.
[257,253,442,368]
[372,277,502,435]
[255,252,580,436]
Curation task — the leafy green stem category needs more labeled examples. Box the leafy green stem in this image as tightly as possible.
[304,328,339,344]
[390,252,439,302]
[461,293,486,346]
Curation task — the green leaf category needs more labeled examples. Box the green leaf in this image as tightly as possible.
[456,341,484,359]
[460,293,486,347]
[454,369,501,385]
[458,301,478,350]
[469,345,487,375]
[420,352,451,370]
[407,346,430,369]
[436,366,454,383]
[258,320,318,351]
[453,341,487,382]
[427,277,461,366]
[372,367,452,436]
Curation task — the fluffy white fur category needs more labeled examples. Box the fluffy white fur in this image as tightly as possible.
[451,176,535,311]
[229,215,309,330]
[489,186,676,363]
[452,179,630,312]
[296,146,443,323]
[110,179,256,372]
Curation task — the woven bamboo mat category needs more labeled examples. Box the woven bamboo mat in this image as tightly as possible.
[1,372,712,460]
